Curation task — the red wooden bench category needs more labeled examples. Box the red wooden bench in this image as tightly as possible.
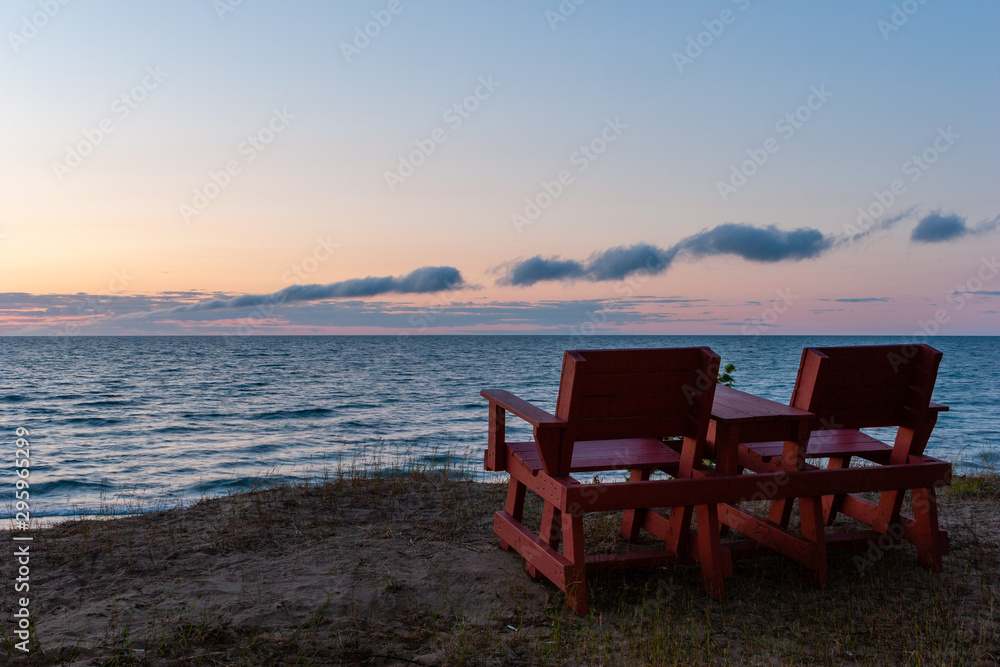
[736,344,951,571]
[482,347,724,613]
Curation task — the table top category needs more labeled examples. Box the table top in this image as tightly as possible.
[710,385,813,424]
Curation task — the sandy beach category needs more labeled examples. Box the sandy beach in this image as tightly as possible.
[2,471,998,665]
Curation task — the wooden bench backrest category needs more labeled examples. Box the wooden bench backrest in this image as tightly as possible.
[555,347,720,445]
[790,344,942,430]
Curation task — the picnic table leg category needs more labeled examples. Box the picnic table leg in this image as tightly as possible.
[527,503,562,579]
[621,468,651,542]
[499,479,527,551]
[561,511,588,614]
[712,422,740,538]
[821,456,851,525]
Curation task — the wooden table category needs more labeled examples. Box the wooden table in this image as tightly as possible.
[704,385,830,586]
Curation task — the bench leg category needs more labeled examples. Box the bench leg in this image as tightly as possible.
[911,486,944,572]
[822,456,852,525]
[766,498,794,527]
[665,505,693,557]
[499,479,527,551]
[561,511,588,614]
[873,489,906,534]
[621,469,651,542]
[695,504,725,599]
[527,503,562,579]
[799,496,828,588]
[717,466,744,538]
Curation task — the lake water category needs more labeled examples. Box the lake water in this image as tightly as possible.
[1,335,996,521]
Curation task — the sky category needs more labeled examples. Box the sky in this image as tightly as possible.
[1,0,998,335]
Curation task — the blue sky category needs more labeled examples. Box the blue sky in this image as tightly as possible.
[1,0,998,334]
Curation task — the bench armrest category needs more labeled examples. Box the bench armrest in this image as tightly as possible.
[481,389,569,475]
[481,389,566,429]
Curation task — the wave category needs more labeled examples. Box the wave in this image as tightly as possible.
[75,399,134,407]
[59,416,124,426]
[251,407,333,420]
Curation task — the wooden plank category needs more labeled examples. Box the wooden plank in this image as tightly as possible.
[567,461,951,513]
[485,402,506,471]
[508,439,681,473]
[813,344,917,369]
[481,389,566,429]
[494,511,568,589]
[561,512,587,614]
[504,448,570,507]
[817,364,911,391]
[576,392,694,420]
[790,348,825,410]
[573,370,706,399]
[696,504,726,598]
[798,496,828,587]
[745,430,892,459]
[812,385,910,409]
[567,347,711,374]
[585,550,670,572]
[569,415,690,443]
[804,405,908,429]
[712,386,813,422]
[717,504,818,568]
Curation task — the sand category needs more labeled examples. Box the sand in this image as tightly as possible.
[1,473,998,665]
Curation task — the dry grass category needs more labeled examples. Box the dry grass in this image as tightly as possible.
[1,466,997,665]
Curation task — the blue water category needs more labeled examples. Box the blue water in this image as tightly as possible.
[1,336,997,520]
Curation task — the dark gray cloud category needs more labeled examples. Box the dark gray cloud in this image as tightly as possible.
[119,266,463,320]
[911,213,967,243]
[911,212,1000,243]
[586,243,675,280]
[677,223,831,261]
[497,256,585,286]
[498,222,832,286]
[497,244,674,287]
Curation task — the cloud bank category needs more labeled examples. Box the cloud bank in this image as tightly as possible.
[498,210,1000,287]
[497,223,830,287]
[119,266,463,319]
